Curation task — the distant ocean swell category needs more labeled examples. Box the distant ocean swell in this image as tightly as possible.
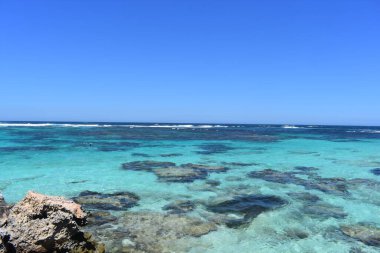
[0,122,228,129]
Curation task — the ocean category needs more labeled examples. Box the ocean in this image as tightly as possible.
[1,122,380,252]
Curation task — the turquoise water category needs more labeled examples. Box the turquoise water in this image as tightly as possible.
[1,122,380,252]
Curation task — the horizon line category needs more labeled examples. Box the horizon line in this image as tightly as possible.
[0,120,379,128]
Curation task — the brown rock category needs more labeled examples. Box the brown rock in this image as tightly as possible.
[0,194,8,227]
[1,191,104,253]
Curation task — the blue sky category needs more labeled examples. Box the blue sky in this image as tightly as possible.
[1,0,379,125]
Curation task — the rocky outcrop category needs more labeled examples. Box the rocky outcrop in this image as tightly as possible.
[0,194,8,253]
[0,191,104,253]
[0,194,5,211]
[0,194,7,227]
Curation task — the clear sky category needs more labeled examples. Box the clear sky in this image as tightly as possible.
[1,0,379,125]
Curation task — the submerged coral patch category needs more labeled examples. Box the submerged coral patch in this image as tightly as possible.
[294,166,319,172]
[370,168,380,176]
[131,153,153,158]
[96,141,140,152]
[348,178,380,189]
[121,161,229,183]
[162,200,196,214]
[248,169,304,185]
[206,194,287,228]
[222,162,259,167]
[248,169,350,196]
[87,211,118,226]
[86,211,217,253]
[304,177,349,196]
[73,191,139,211]
[205,179,221,187]
[121,160,176,171]
[303,202,347,219]
[69,180,89,184]
[153,163,229,183]
[287,192,321,203]
[0,146,56,153]
[160,153,182,157]
[340,223,380,247]
[196,143,234,155]
[154,167,208,183]
[283,228,309,240]
[181,163,229,173]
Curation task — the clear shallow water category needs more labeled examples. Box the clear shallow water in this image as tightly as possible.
[1,122,380,252]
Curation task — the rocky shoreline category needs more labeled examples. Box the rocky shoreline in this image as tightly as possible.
[0,191,105,253]
[0,190,221,253]
[0,188,294,252]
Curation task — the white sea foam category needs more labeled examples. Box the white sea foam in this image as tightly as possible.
[60,124,112,128]
[362,130,380,134]
[346,129,380,134]
[282,125,300,129]
[0,123,111,128]
[123,124,193,128]
[0,123,55,127]
[0,123,227,129]
[121,124,228,129]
